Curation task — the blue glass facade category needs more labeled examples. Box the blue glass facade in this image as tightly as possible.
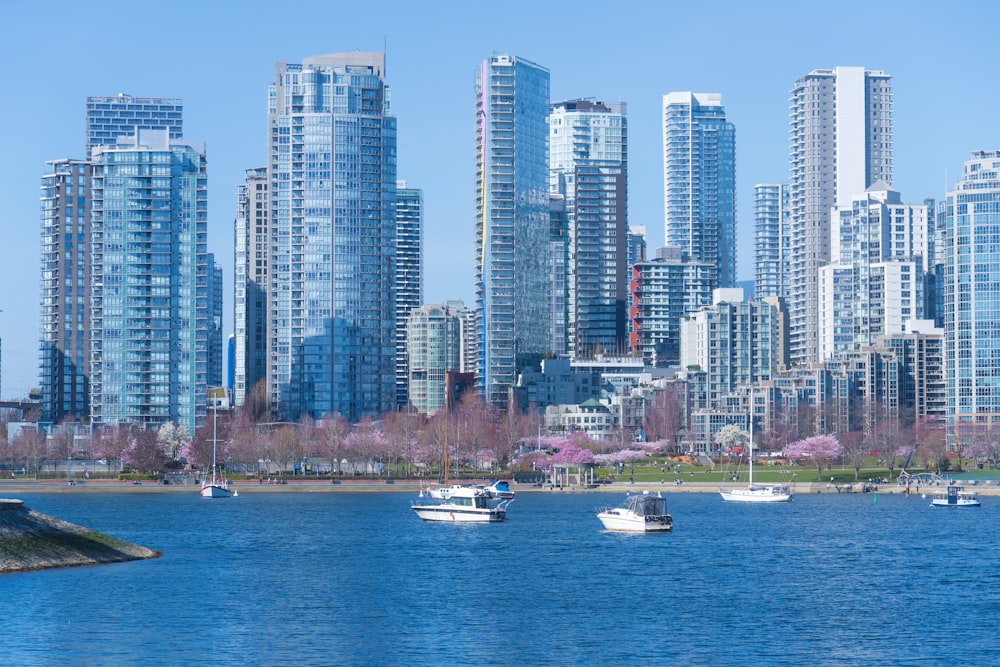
[475,55,551,407]
[662,93,736,289]
[39,160,92,422]
[90,130,208,433]
[753,184,788,299]
[550,99,628,357]
[944,151,1000,445]
[395,184,423,409]
[269,53,396,421]
[86,94,183,159]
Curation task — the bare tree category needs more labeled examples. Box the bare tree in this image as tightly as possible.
[643,386,685,451]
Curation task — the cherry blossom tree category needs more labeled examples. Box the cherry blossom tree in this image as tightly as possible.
[785,434,842,480]
[157,421,190,463]
[714,424,748,456]
[344,418,387,476]
[550,442,595,465]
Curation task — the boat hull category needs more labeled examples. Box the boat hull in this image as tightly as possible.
[200,483,232,498]
[929,498,980,507]
[411,505,506,523]
[597,512,672,532]
[719,486,793,503]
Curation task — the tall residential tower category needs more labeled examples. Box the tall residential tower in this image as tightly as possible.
[266,52,397,421]
[787,67,893,365]
[943,151,1000,447]
[395,182,423,409]
[662,92,736,290]
[475,54,551,407]
[90,130,208,433]
[549,99,628,357]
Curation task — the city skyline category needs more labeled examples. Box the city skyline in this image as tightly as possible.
[2,0,998,397]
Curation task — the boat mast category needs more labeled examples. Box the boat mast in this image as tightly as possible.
[748,386,754,488]
[211,406,218,482]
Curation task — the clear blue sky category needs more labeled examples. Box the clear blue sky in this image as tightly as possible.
[1,0,996,399]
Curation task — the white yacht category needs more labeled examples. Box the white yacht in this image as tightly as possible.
[597,491,673,532]
[411,486,512,523]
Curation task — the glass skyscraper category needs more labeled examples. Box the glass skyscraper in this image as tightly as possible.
[41,95,198,427]
[395,182,423,409]
[943,151,1000,447]
[753,183,789,299]
[40,159,92,422]
[662,92,736,290]
[233,166,269,408]
[549,99,628,357]
[475,54,551,407]
[89,130,208,433]
[85,94,183,159]
[267,53,396,421]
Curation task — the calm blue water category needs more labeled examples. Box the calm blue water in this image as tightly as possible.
[4,490,1000,666]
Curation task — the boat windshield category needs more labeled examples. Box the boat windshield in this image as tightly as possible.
[628,495,667,516]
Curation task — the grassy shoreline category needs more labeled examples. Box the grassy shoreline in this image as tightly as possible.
[4,478,998,496]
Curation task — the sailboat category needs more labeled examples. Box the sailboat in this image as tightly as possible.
[200,408,234,498]
[719,387,792,503]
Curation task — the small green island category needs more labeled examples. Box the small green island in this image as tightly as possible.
[0,499,160,573]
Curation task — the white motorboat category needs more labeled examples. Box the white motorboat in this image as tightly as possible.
[411,486,512,523]
[930,485,981,508]
[597,491,673,532]
[200,408,234,499]
[719,387,792,503]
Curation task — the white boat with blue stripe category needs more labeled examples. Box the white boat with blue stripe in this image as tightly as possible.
[411,486,512,523]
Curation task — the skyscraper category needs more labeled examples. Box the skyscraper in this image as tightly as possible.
[549,99,628,357]
[787,67,893,365]
[233,166,269,408]
[85,94,183,159]
[395,182,423,409]
[40,159,92,422]
[818,185,929,360]
[629,246,715,367]
[207,253,224,388]
[41,95,193,426]
[753,183,789,299]
[268,53,396,421]
[475,54,551,407]
[90,129,208,433]
[406,302,464,416]
[662,92,736,289]
[943,151,1000,447]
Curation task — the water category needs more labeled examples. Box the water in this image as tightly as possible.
[4,490,1000,666]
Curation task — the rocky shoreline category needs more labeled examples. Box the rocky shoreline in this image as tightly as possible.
[0,498,160,573]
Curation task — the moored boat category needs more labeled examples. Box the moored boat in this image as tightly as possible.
[483,479,515,500]
[411,486,512,523]
[930,485,981,507]
[597,491,673,532]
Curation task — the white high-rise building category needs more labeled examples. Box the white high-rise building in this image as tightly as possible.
[818,185,929,360]
[549,99,628,357]
[787,67,893,365]
[943,151,1000,447]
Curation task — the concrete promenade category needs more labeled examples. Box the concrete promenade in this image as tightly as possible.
[4,478,999,496]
